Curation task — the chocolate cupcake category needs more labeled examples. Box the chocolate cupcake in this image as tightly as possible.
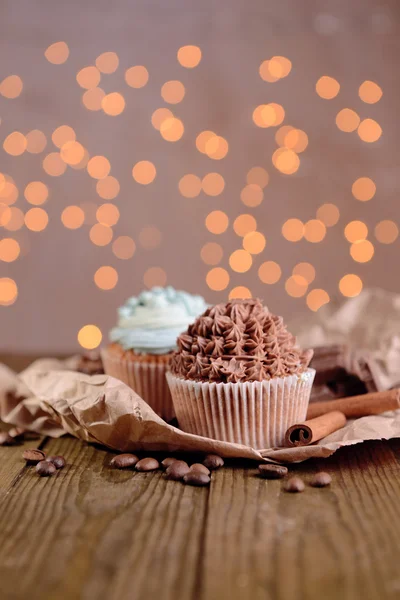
[166,299,315,448]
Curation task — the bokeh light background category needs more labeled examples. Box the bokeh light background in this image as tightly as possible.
[0,1,399,352]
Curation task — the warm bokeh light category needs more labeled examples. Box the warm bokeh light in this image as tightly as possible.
[96,203,120,226]
[282,218,304,241]
[89,223,113,246]
[204,136,229,160]
[87,155,111,179]
[233,214,257,237]
[143,267,167,288]
[0,75,23,99]
[52,125,76,148]
[352,177,376,201]
[61,206,85,229]
[178,174,202,198]
[42,152,67,176]
[96,176,120,200]
[44,42,69,65]
[94,266,118,290]
[229,286,252,300]
[60,141,85,165]
[24,181,49,205]
[200,242,223,265]
[350,240,375,263]
[253,103,285,127]
[283,129,309,153]
[339,274,363,297]
[246,167,269,188]
[357,119,382,143]
[202,173,225,196]
[159,117,184,141]
[112,236,136,259]
[24,207,48,232]
[125,65,149,88]
[0,181,19,205]
[272,148,300,175]
[70,149,90,170]
[101,92,125,116]
[196,130,215,153]
[0,277,18,306]
[138,226,162,249]
[374,220,399,244]
[229,249,252,273]
[0,238,20,262]
[82,87,106,111]
[304,219,326,243]
[336,109,360,132]
[307,289,330,311]
[293,262,316,284]
[285,275,308,298]
[275,125,294,146]
[76,66,101,89]
[132,160,156,184]
[240,184,263,207]
[177,45,202,68]
[205,210,229,234]
[316,203,340,227]
[358,81,383,104]
[206,267,230,291]
[26,130,47,154]
[95,52,119,74]
[3,132,27,156]
[151,108,174,130]
[315,76,340,99]
[2,207,24,231]
[242,231,266,254]
[259,60,279,83]
[344,220,368,243]
[161,80,185,104]
[77,325,102,350]
[259,56,292,81]
[258,261,282,284]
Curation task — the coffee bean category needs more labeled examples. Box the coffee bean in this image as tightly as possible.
[183,472,210,487]
[310,472,332,488]
[36,460,56,477]
[190,463,210,476]
[284,476,305,493]
[135,457,160,472]
[8,427,26,441]
[110,453,139,469]
[203,454,224,470]
[47,455,66,470]
[161,457,177,470]
[22,448,46,464]
[258,464,288,480]
[0,432,16,446]
[166,461,190,481]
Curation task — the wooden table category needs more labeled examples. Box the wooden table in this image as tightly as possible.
[1,356,400,600]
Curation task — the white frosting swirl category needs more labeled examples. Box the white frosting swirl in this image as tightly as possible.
[109,286,208,354]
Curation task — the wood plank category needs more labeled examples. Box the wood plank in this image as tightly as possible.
[0,435,208,600]
[200,440,400,600]
[0,433,44,500]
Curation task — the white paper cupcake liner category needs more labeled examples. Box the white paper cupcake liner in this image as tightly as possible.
[101,349,175,422]
[166,369,315,449]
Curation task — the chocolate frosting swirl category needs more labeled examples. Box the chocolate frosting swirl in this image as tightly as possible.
[170,299,313,383]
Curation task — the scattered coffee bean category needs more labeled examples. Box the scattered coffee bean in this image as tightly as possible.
[284,476,305,493]
[0,432,16,446]
[203,454,224,470]
[166,461,190,481]
[161,457,177,470]
[258,464,288,480]
[183,472,210,487]
[190,463,210,476]
[36,460,56,477]
[47,455,66,470]
[22,448,46,464]
[110,453,139,469]
[135,457,160,472]
[310,472,332,488]
[8,427,26,441]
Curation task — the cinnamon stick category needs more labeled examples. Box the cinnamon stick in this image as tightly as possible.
[285,411,347,447]
[306,389,400,420]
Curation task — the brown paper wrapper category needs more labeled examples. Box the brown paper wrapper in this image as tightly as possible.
[101,347,175,422]
[167,370,315,449]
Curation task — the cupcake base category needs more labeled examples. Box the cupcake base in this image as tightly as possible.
[167,369,315,449]
[101,345,175,422]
